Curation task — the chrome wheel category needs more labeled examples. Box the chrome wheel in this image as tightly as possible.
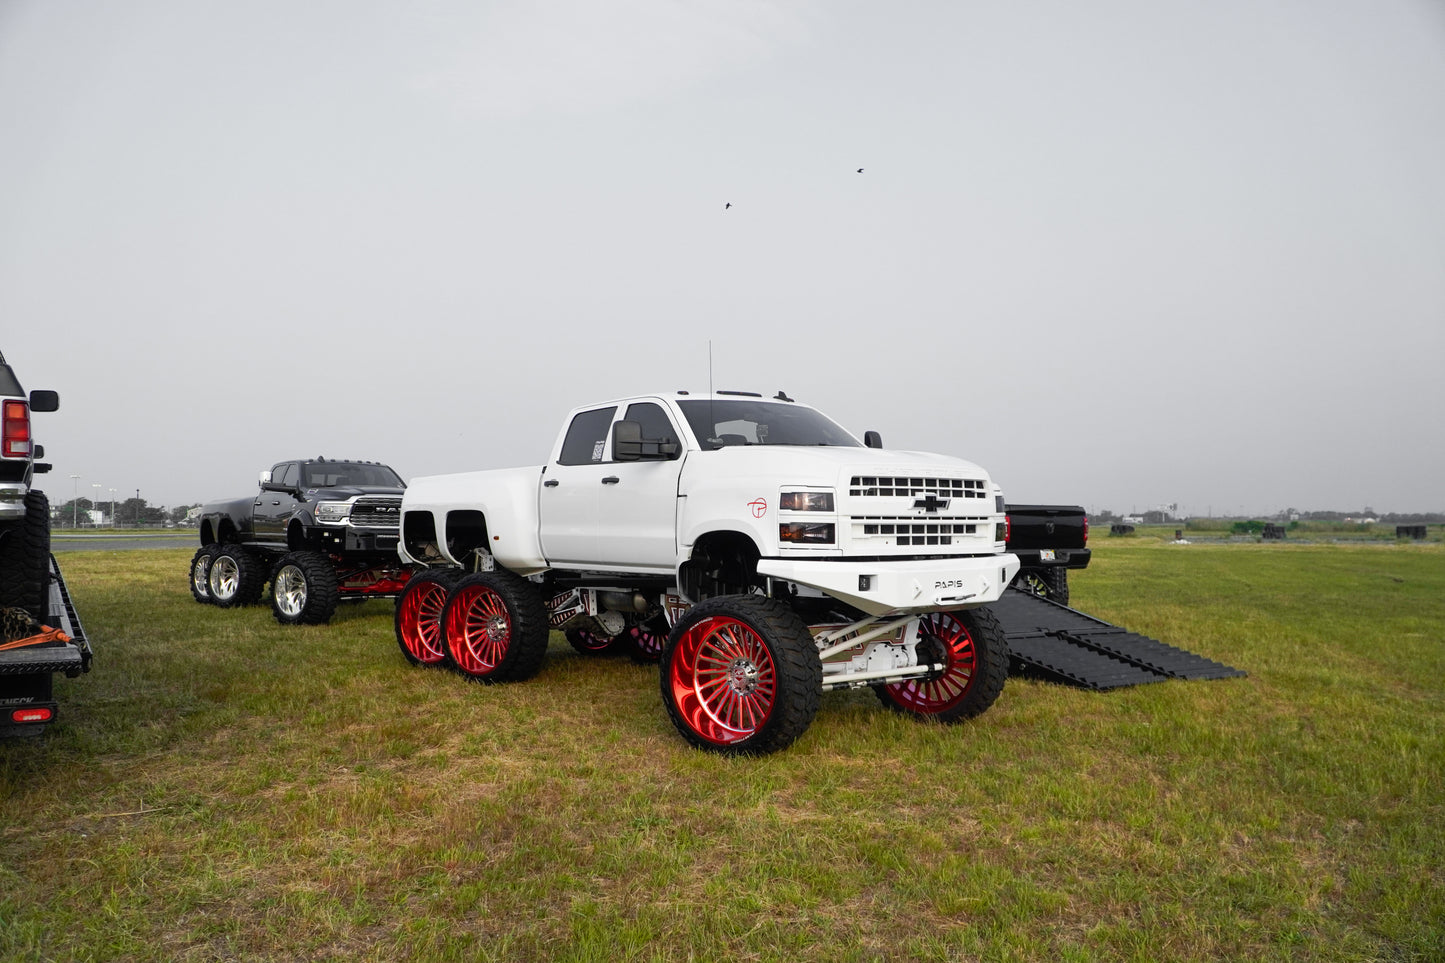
[273,564,307,618]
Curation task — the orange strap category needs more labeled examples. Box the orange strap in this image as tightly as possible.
[0,626,71,651]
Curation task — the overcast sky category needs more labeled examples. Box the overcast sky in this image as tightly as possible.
[2,0,1442,517]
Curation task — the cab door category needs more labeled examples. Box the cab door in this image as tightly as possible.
[254,461,301,539]
[592,401,685,572]
[538,406,616,566]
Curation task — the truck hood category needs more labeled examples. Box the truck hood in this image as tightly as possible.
[685,445,991,482]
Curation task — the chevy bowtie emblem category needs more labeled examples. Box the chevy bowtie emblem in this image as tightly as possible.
[913,493,950,512]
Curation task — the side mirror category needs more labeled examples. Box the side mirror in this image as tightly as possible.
[612,421,643,461]
[863,430,883,449]
[29,390,59,412]
[258,470,273,485]
[613,420,679,461]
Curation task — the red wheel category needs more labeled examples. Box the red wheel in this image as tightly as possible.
[661,595,820,755]
[441,571,548,682]
[623,619,668,663]
[566,627,620,655]
[670,616,776,743]
[874,607,1008,723]
[395,570,458,666]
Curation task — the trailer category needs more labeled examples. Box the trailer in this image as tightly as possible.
[1,554,91,735]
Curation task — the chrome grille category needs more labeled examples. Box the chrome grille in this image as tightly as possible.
[350,497,403,528]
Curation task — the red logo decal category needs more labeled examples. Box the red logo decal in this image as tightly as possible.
[749,498,768,518]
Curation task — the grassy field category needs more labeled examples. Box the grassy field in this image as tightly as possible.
[2,542,1441,962]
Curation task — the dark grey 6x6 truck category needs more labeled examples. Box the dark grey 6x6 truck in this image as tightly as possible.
[191,458,413,625]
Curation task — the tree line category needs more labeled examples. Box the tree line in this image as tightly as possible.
[50,497,200,528]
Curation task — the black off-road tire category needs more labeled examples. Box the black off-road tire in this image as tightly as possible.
[872,606,1009,724]
[660,595,822,756]
[269,551,340,626]
[1016,566,1069,606]
[207,544,265,608]
[0,490,51,621]
[189,543,222,604]
[395,568,462,665]
[441,570,550,682]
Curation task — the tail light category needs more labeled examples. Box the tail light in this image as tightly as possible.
[2,399,31,458]
[1082,515,1089,544]
[10,707,52,725]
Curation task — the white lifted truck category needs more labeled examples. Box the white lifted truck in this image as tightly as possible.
[394,390,1020,755]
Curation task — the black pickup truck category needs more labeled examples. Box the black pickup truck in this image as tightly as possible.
[1005,504,1090,605]
[191,458,413,625]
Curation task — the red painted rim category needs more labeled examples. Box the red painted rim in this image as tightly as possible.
[883,612,978,713]
[569,629,616,652]
[628,623,666,658]
[446,584,512,676]
[399,578,450,664]
[667,615,777,746]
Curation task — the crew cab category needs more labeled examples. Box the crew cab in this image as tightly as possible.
[190,458,412,625]
[394,390,1020,755]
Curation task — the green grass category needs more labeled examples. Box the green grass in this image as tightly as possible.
[3,542,1442,961]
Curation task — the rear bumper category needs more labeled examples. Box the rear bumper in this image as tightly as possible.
[758,553,1019,616]
[1013,547,1091,570]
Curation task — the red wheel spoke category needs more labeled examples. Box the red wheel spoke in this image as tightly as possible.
[668,615,780,744]
[885,612,980,714]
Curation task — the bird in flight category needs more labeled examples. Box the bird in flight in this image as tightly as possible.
[724,202,731,210]
[856,168,864,173]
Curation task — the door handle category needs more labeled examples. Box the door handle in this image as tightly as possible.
[544,479,559,488]
[601,476,620,485]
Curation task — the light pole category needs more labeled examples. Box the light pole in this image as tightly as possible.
[91,483,101,527]
[69,473,81,528]
[136,489,141,527]
[109,488,117,528]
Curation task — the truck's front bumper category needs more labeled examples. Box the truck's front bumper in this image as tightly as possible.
[757,553,1020,616]
[315,526,401,554]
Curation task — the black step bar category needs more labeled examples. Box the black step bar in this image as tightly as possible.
[990,588,1245,690]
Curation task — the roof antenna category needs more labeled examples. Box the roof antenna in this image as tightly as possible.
[708,341,715,446]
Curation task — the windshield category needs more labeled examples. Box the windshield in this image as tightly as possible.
[677,400,861,451]
[303,462,405,488]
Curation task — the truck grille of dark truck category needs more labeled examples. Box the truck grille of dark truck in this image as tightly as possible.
[350,498,402,528]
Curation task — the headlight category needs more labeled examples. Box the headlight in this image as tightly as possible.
[779,491,834,512]
[780,522,835,544]
[315,500,352,524]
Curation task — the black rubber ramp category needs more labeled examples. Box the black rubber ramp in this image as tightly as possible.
[990,588,1246,690]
